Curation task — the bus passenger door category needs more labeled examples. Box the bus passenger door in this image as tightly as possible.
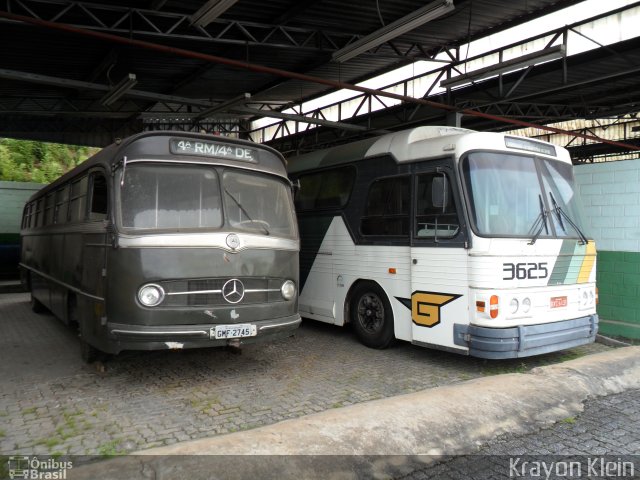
[409,165,468,352]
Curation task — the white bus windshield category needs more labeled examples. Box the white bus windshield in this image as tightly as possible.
[462,152,588,239]
[120,164,296,237]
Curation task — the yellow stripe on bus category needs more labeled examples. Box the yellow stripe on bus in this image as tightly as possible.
[577,241,596,284]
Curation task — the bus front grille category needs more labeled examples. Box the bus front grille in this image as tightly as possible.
[159,277,283,307]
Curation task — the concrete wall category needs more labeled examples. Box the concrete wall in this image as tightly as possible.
[0,181,44,277]
[575,159,640,340]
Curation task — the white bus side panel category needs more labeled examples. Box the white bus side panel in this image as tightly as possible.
[299,217,471,351]
[410,246,469,352]
[299,217,413,341]
[298,218,337,322]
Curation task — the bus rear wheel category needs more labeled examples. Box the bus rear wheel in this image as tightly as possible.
[350,282,394,349]
[30,292,47,314]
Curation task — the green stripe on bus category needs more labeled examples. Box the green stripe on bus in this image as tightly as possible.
[548,240,575,285]
[564,242,586,284]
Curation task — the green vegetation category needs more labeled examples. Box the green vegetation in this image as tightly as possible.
[188,396,221,414]
[481,361,529,376]
[97,439,128,456]
[0,138,100,183]
[561,416,577,424]
[0,456,9,479]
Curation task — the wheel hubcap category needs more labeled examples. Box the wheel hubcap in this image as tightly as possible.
[356,293,384,333]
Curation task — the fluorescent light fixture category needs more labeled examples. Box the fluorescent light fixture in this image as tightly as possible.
[100,73,137,106]
[195,92,251,119]
[190,0,239,27]
[332,0,454,63]
[441,45,566,89]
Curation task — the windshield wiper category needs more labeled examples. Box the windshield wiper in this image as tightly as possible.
[549,192,588,245]
[528,194,549,245]
[224,188,270,235]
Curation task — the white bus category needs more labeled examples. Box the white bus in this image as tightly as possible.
[288,126,597,359]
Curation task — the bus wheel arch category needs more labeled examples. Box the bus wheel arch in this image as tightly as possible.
[68,293,101,363]
[346,280,395,349]
[27,273,47,314]
[66,293,79,328]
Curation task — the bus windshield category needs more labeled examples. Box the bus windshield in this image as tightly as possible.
[462,152,588,239]
[120,163,296,237]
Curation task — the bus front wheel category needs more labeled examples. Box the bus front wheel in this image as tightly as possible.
[350,282,395,349]
[69,296,103,364]
[80,338,100,364]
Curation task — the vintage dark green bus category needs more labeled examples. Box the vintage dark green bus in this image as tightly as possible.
[20,132,300,362]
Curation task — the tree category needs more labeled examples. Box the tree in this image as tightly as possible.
[0,139,100,183]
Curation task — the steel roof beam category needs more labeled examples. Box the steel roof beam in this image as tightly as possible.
[0,0,359,53]
[0,68,368,132]
[231,106,369,132]
[1,0,464,60]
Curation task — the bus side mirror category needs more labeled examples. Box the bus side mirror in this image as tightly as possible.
[432,176,449,211]
[291,179,301,195]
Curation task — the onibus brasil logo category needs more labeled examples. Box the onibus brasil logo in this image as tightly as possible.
[7,456,73,479]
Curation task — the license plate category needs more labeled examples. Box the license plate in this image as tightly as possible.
[550,296,567,308]
[211,324,257,340]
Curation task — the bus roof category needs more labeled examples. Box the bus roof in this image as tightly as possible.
[28,131,288,202]
[287,126,569,173]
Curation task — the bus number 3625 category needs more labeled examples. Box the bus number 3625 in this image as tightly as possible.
[502,262,549,280]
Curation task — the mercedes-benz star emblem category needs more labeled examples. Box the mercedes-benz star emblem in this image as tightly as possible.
[226,233,240,250]
[222,279,245,304]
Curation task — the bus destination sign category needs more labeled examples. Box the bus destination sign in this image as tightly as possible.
[170,138,258,163]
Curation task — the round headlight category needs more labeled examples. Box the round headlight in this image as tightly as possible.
[582,290,589,306]
[281,280,296,300]
[522,297,531,313]
[138,284,165,307]
[509,298,519,315]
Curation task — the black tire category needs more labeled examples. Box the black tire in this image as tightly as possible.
[70,296,104,363]
[350,282,395,349]
[30,292,47,314]
[80,337,100,364]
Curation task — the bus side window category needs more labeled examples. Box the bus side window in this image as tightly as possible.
[294,166,355,211]
[21,205,29,229]
[34,199,43,228]
[68,176,88,222]
[415,173,459,238]
[89,173,108,221]
[25,202,34,229]
[360,176,410,237]
[54,185,69,224]
[44,193,55,226]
